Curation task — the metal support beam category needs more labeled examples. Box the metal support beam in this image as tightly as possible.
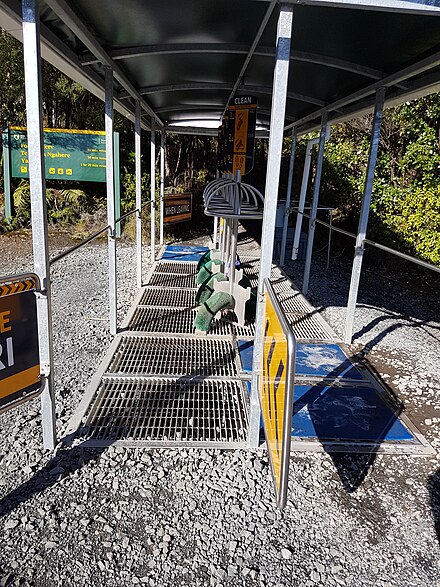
[135,101,142,288]
[286,48,440,134]
[125,82,325,108]
[44,0,163,127]
[82,43,402,87]
[150,121,156,263]
[2,129,12,219]
[223,0,277,116]
[114,131,121,237]
[249,4,293,449]
[302,113,328,296]
[345,88,385,344]
[105,66,117,335]
[159,129,165,246]
[22,0,56,450]
[291,135,319,260]
[280,128,296,266]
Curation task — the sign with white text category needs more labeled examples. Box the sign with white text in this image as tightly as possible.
[9,126,107,182]
[0,274,42,414]
[163,194,192,224]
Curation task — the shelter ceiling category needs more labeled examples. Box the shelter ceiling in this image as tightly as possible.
[2,0,440,133]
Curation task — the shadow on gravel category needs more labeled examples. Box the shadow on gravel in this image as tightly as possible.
[352,307,440,352]
[329,453,376,493]
[0,447,106,518]
[428,471,440,544]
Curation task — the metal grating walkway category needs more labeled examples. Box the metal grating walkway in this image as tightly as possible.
[109,336,238,378]
[66,241,341,448]
[147,272,197,288]
[155,261,198,275]
[84,377,248,447]
[139,287,197,308]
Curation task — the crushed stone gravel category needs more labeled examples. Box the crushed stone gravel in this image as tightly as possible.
[0,232,439,587]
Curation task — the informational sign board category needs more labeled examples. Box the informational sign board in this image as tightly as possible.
[8,126,107,182]
[217,96,257,176]
[260,278,296,509]
[0,274,42,414]
[228,96,257,176]
[163,194,192,224]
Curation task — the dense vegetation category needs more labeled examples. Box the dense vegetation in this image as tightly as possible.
[1,29,439,265]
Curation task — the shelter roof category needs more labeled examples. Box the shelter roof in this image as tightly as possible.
[1,0,440,134]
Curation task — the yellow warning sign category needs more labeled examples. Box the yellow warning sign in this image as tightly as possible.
[260,278,296,509]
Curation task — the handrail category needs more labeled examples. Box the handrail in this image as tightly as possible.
[49,224,110,265]
[300,211,356,239]
[364,239,440,274]
[50,201,153,266]
[297,209,440,273]
[115,207,139,225]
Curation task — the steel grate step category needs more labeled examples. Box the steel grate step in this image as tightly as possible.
[155,261,198,274]
[275,291,312,314]
[129,307,231,335]
[128,307,255,338]
[139,287,197,308]
[84,377,248,445]
[287,313,336,341]
[108,336,237,377]
[147,272,197,288]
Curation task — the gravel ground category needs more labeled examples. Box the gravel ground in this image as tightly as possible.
[1,230,440,587]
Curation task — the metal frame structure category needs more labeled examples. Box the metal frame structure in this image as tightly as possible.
[21,0,56,449]
[250,4,294,448]
[2,0,440,450]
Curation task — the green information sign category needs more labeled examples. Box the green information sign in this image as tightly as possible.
[9,126,107,182]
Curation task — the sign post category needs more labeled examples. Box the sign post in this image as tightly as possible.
[0,273,43,414]
[260,278,296,509]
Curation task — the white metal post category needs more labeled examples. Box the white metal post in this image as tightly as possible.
[135,100,142,288]
[213,216,218,248]
[345,88,385,344]
[150,121,156,263]
[104,66,117,335]
[159,129,165,246]
[291,136,318,260]
[249,4,293,449]
[22,0,56,450]
[302,113,328,296]
[280,128,297,266]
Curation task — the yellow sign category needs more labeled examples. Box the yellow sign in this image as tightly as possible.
[260,279,295,509]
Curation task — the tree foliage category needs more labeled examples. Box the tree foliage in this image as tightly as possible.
[0,27,439,264]
[319,94,440,265]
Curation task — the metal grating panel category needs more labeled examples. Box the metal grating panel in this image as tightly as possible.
[217,311,255,339]
[109,336,237,377]
[139,287,197,308]
[128,307,232,335]
[287,313,335,341]
[276,291,312,314]
[147,272,197,288]
[155,261,198,274]
[271,278,301,296]
[84,377,248,444]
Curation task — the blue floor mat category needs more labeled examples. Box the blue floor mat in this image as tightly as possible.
[293,385,414,441]
[238,340,363,380]
[244,381,414,442]
[296,343,362,379]
[161,245,209,262]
